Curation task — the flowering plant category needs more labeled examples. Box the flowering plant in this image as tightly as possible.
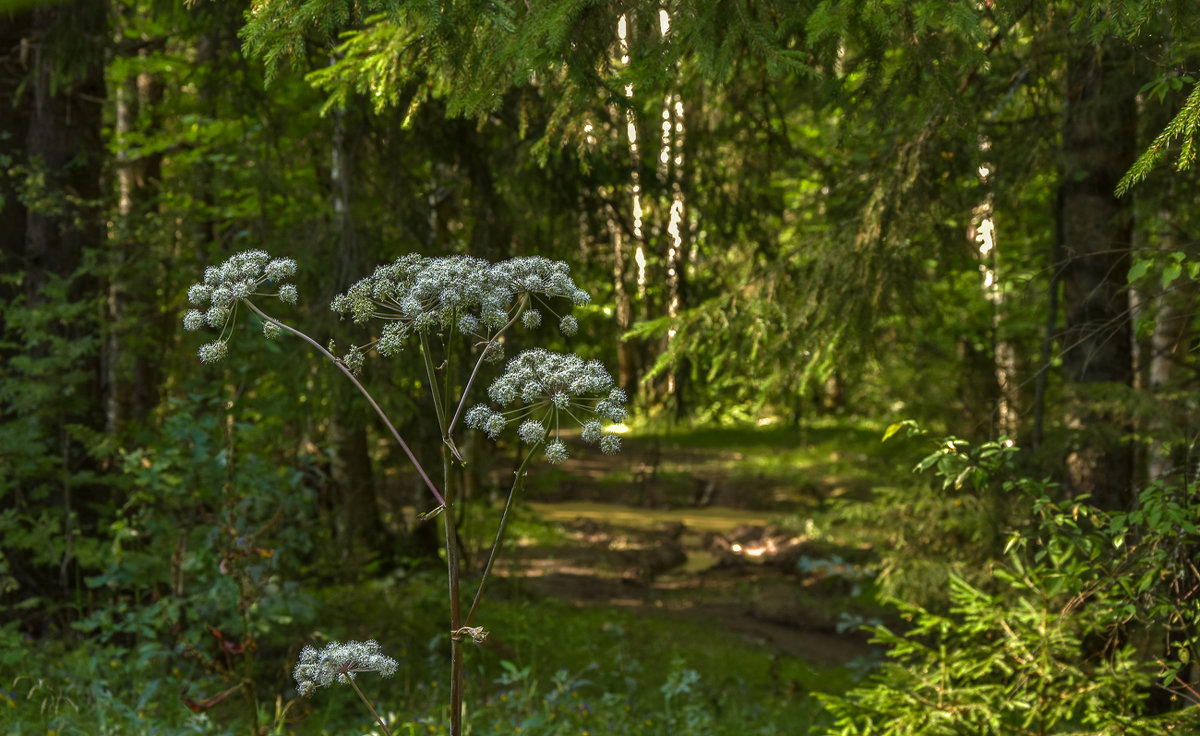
[183,251,623,736]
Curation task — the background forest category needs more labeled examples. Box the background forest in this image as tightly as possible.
[2,0,1200,733]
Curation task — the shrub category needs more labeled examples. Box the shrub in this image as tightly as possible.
[818,434,1200,733]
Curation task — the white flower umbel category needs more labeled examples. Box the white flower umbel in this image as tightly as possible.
[465,349,626,464]
[329,255,589,355]
[293,640,399,698]
[293,639,400,736]
[182,250,299,363]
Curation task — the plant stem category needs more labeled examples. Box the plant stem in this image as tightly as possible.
[442,446,464,736]
[347,677,393,736]
[244,301,447,509]
[241,609,260,733]
[420,334,448,435]
[464,448,535,627]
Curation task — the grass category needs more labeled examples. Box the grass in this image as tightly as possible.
[634,416,918,485]
[0,555,861,735]
[5,416,922,736]
[1,567,861,736]
[313,578,859,735]
[520,415,923,512]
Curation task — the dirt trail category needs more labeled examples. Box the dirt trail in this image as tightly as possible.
[496,501,875,667]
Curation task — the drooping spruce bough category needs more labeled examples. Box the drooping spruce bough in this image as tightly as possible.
[183,250,625,736]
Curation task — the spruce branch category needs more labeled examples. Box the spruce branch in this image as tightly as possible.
[1117,82,1200,196]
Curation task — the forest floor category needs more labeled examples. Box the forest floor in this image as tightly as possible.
[479,421,896,668]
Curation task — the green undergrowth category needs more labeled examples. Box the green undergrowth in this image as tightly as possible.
[309,575,858,734]
[3,416,910,736]
[2,572,859,735]
[520,416,921,513]
[629,417,915,496]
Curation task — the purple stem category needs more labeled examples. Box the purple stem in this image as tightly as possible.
[245,301,447,509]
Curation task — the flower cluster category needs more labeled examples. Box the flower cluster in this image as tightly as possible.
[464,349,625,463]
[330,255,589,359]
[293,640,399,698]
[182,250,298,363]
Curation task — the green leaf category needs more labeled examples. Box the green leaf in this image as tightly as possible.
[915,453,940,472]
[1162,261,1183,290]
[1162,663,1182,685]
[1127,258,1152,283]
[882,422,903,442]
[1003,534,1019,555]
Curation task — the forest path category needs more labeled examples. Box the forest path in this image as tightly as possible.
[490,499,876,668]
[463,423,895,668]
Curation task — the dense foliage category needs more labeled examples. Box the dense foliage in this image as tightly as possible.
[2,0,1199,733]
[822,436,1200,732]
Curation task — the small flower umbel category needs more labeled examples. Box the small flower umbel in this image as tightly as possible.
[181,250,298,363]
[294,640,399,736]
[465,349,626,464]
[293,640,399,697]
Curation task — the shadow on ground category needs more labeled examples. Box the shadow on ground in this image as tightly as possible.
[496,502,876,667]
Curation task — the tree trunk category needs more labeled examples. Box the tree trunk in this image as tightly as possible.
[662,88,689,417]
[1146,261,1194,483]
[1058,32,1137,509]
[328,407,382,568]
[106,23,166,433]
[328,100,384,569]
[970,140,1020,439]
[603,197,636,396]
[0,9,32,291]
[26,0,106,312]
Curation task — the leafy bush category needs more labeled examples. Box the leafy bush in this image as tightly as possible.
[838,427,1020,608]
[817,434,1200,733]
[1,390,322,735]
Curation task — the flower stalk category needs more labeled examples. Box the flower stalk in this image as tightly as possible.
[243,301,447,509]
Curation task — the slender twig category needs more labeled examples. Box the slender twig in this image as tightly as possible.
[243,301,447,509]
[464,447,536,627]
[346,677,393,736]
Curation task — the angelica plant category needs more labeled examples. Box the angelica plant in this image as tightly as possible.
[183,250,624,736]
